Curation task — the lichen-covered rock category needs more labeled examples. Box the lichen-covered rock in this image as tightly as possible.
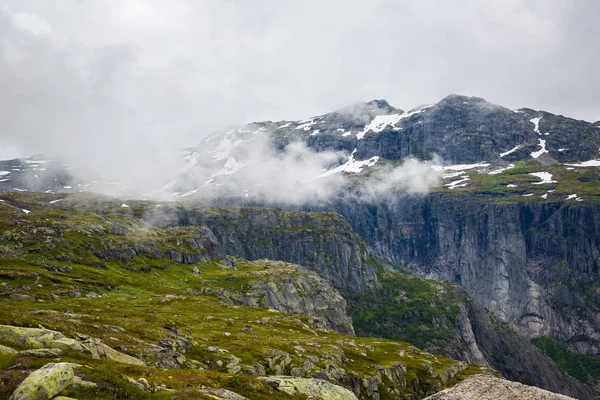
[80,338,145,366]
[0,344,17,369]
[262,376,358,400]
[19,348,63,358]
[425,375,575,400]
[0,325,144,366]
[199,388,248,400]
[9,362,74,400]
[0,325,65,349]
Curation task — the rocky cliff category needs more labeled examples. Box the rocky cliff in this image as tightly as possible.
[325,194,600,356]
[145,204,378,293]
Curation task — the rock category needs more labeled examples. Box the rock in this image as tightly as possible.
[262,376,358,400]
[0,344,17,369]
[0,325,65,349]
[9,362,74,400]
[10,294,35,301]
[199,387,248,400]
[425,375,575,400]
[80,339,145,366]
[72,376,97,389]
[232,262,355,335]
[19,348,63,358]
[126,376,149,392]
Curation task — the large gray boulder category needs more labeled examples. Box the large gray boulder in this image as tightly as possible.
[9,362,74,400]
[425,375,575,400]
[262,376,358,400]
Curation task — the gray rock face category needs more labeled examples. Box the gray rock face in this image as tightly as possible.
[425,374,575,400]
[458,294,594,400]
[327,195,600,355]
[232,261,355,335]
[148,206,378,293]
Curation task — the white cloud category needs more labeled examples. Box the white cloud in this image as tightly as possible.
[0,0,598,196]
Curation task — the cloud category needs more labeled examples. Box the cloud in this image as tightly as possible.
[0,0,597,198]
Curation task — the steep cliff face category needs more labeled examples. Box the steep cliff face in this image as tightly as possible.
[346,268,595,400]
[326,195,600,355]
[146,205,378,293]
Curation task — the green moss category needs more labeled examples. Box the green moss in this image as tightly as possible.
[532,336,600,385]
[347,267,461,353]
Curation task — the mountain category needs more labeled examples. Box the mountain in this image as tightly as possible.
[2,94,600,398]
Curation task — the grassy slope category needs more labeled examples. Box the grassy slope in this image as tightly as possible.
[0,192,488,399]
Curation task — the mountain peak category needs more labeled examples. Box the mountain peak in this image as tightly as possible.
[439,94,488,105]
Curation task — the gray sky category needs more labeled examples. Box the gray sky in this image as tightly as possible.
[0,0,598,166]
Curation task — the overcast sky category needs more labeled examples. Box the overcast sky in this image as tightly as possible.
[0,0,598,164]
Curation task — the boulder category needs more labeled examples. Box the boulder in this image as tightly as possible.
[9,362,74,400]
[425,375,575,400]
[199,388,248,400]
[0,344,17,369]
[262,376,358,400]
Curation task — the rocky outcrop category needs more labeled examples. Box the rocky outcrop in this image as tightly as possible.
[9,362,74,400]
[230,260,355,335]
[147,206,378,293]
[262,376,359,400]
[424,374,575,400]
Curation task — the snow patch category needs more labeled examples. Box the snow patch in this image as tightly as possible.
[49,199,62,204]
[530,117,542,134]
[499,145,521,158]
[22,209,31,214]
[566,194,577,200]
[529,172,557,184]
[319,149,379,177]
[489,164,515,175]
[506,184,518,188]
[278,122,292,129]
[522,193,534,197]
[541,194,548,199]
[357,105,433,140]
[296,118,320,131]
[121,204,130,208]
[445,176,470,189]
[530,139,548,159]
[565,160,600,167]
[433,162,490,173]
[0,171,10,176]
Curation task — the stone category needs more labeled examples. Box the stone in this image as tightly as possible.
[19,348,63,358]
[0,344,17,369]
[425,375,576,400]
[9,362,74,400]
[72,376,97,389]
[199,387,248,400]
[10,294,35,301]
[262,376,358,400]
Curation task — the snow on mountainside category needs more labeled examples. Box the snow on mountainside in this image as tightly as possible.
[2,94,600,202]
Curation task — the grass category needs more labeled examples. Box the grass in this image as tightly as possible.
[532,337,600,385]
[0,192,488,399]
